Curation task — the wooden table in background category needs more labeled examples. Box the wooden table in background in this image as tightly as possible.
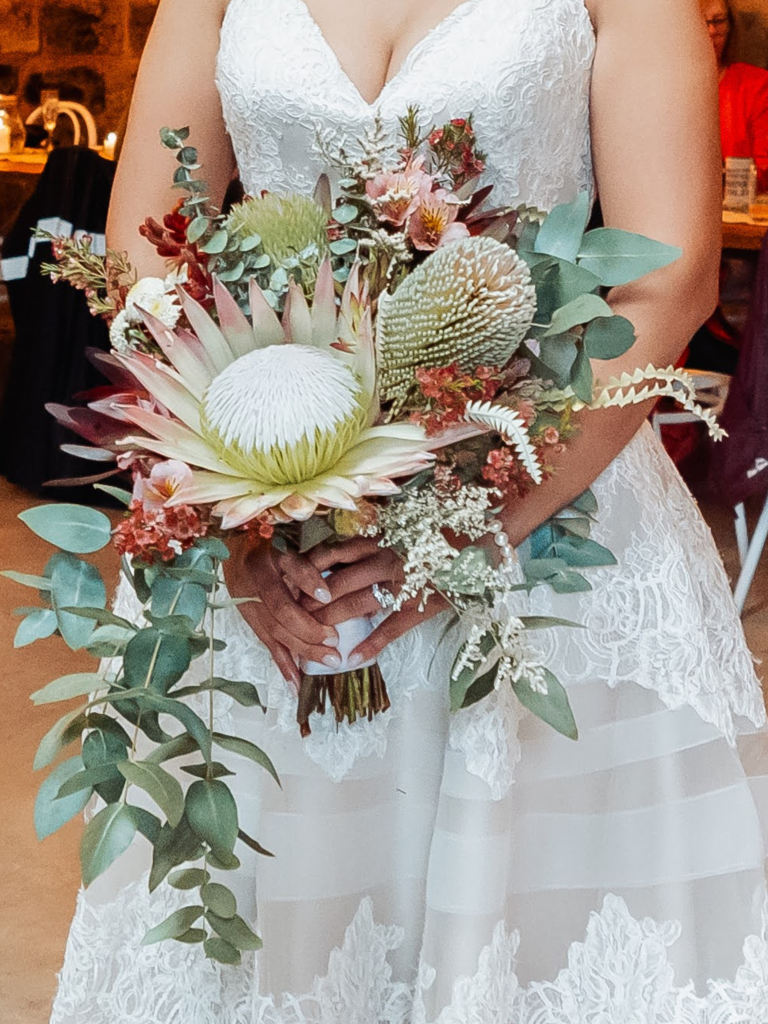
[722,218,768,251]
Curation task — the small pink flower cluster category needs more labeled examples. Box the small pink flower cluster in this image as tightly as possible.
[411,362,501,434]
[113,461,209,563]
[365,156,470,251]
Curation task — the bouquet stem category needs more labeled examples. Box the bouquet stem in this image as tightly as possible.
[297,664,390,737]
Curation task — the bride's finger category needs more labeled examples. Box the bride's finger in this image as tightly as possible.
[278,550,333,604]
[302,552,400,613]
[346,606,425,666]
[307,537,382,573]
[236,600,301,686]
[310,588,383,625]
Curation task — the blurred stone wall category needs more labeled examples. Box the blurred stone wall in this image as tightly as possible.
[730,0,768,66]
[0,0,160,141]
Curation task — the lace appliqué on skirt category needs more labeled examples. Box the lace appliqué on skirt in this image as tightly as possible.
[51,878,768,1024]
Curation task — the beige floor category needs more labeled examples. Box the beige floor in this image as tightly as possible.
[0,474,766,1024]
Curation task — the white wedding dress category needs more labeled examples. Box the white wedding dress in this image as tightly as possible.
[50,0,768,1020]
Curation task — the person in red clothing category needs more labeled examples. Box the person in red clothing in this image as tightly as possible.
[701,0,768,190]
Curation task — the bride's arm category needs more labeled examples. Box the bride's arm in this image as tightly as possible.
[315,0,724,663]
[108,0,341,681]
[505,0,722,543]
[106,0,236,275]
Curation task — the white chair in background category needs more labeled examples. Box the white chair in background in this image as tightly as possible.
[25,101,98,149]
[651,369,767,616]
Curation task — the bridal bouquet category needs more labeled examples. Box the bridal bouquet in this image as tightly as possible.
[3,114,721,960]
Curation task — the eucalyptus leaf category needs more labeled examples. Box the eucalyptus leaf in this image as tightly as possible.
[187,217,210,244]
[205,911,262,951]
[169,867,211,890]
[534,192,590,263]
[82,726,130,804]
[237,829,275,858]
[512,669,578,740]
[34,708,87,770]
[213,733,280,786]
[80,804,137,886]
[117,761,185,827]
[201,230,229,255]
[47,553,106,651]
[34,756,92,840]
[201,882,237,919]
[15,608,58,648]
[333,205,359,225]
[583,315,636,360]
[31,672,105,706]
[61,606,136,630]
[544,294,613,337]
[129,806,162,844]
[204,936,241,965]
[570,345,593,404]
[0,570,52,591]
[149,817,205,892]
[141,906,205,946]
[185,779,239,861]
[518,616,584,630]
[86,624,135,658]
[450,630,497,712]
[460,661,500,708]
[577,229,682,286]
[217,261,245,283]
[239,233,261,251]
[181,762,235,779]
[175,928,207,945]
[145,734,200,765]
[123,629,191,695]
[55,763,116,800]
[329,237,357,255]
[93,484,133,506]
[19,504,112,554]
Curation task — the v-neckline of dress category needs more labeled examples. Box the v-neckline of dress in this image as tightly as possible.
[287,0,483,108]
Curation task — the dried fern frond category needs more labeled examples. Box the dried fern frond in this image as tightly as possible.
[463,400,543,484]
[538,365,726,441]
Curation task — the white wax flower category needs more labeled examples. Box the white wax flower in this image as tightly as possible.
[125,277,181,329]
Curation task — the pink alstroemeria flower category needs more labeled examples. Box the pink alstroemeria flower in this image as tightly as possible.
[408,192,470,251]
[133,459,195,510]
[366,156,434,227]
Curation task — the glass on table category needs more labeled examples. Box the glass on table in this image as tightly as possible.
[40,89,60,152]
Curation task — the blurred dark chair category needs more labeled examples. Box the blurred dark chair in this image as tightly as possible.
[709,230,768,613]
[0,146,115,499]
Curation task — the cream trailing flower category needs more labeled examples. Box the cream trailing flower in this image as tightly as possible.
[540,366,726,441]
[116,261,435,527]
[376,237,537,401]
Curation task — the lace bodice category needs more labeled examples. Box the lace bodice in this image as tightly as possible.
[216,0,596,209]
[211,0,764,794]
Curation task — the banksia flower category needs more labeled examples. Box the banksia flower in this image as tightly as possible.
[377,237,536,401]
[225,193,330,294]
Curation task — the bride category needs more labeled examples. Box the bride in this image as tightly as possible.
[50,0,768,1020]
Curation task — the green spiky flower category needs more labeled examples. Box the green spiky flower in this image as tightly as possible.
[225,193,330,295]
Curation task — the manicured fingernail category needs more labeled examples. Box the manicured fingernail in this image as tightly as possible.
[322,654,342,669]
[322,633,339,647]
[315,587,332,604]
[347,653,363,669]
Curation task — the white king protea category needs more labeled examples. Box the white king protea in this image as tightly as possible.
[115,261,435,527]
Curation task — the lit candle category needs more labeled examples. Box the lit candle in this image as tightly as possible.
[103,132,117,160]
[0,113,9,156]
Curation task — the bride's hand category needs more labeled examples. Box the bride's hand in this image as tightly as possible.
[302,537,450,664]
[225,534,342,687]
